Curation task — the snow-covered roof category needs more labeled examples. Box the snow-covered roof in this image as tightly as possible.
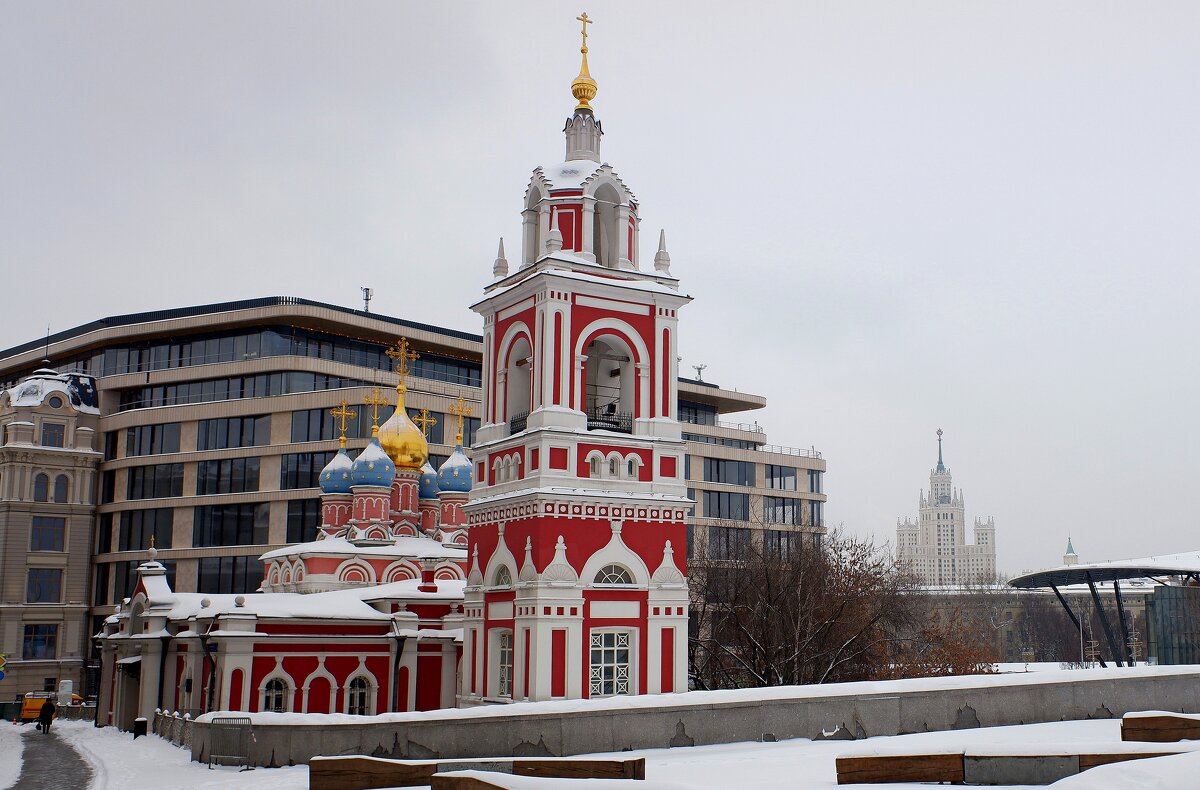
[259,535,467,562]
[2,370,100,414]
[468,484,691,509]
[1009,550,1200,588]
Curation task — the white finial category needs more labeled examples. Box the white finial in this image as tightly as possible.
[546,210,564,253]
[654,229,672,273]
[493,237,509,278]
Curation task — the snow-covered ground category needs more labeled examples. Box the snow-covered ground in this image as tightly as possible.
[52,720,307,790]
[21,717,1199,789]
[0,722,25,789]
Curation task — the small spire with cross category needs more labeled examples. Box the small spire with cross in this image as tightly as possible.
[571,12,598,110]
[363,386,390,437]
[385,337,419,394]
[330,400,358,449]
[413,408,438,440]
[448,397,475,446]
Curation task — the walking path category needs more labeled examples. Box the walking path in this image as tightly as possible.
[12,725,92,790]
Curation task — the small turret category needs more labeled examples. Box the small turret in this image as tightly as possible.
[493,237,509,278]
[1064,537,1079,566]
[654,229,672,274]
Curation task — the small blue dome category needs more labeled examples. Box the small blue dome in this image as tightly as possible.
[437,444,473,493]
[350,438,396,486]
[319,448,354,494]
[418,461,440,500]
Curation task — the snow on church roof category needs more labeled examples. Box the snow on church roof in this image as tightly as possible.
[259,535,467,562]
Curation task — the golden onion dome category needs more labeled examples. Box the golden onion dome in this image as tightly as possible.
[377,384,428,470]
[571,12,597,110]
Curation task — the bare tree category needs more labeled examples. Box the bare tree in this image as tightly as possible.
[688,528,925,689]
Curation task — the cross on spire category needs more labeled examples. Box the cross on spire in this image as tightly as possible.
[385,337,419,393]
[363,386,389,437]
[577,12,592,52]
[330,400,357,448]
[413,408,438,439]
[448,397,474,445]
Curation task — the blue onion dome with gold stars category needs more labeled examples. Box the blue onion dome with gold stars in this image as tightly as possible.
[350,437,396,486]
[436,443,473,493]
[319,448,354,494]
[418,461,440,500]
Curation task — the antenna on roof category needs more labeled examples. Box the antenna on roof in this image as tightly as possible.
[42,324,51,367]
[361,287,374,313]
[692,364,707,381]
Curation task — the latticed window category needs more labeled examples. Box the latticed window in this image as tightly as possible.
[347,676,370,715]
[594,564,633,585]
[264,678,288,713]
[497,631,514,697]
[589,631,631,696]
[493,566,512,587]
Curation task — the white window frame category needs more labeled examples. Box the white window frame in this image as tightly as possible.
[589,629,634,697]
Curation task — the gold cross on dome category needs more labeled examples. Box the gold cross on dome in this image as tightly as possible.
[385,337,419,391]
[413,408,438,439]
[330,400,357,448]
[447,396,475,445]
[577,12,592,51]
[363,386,390,437]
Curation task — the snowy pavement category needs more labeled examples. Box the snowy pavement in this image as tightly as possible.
[0,722,24,789]
[7,718,1197,789]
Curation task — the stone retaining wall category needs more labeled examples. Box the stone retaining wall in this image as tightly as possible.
[185,668,1200,767]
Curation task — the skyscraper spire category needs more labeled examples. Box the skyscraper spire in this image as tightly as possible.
[936,428,945,473]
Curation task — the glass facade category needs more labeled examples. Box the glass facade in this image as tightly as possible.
[286,499,321,544]
[197,556,265,595]
[196,457,261,495]
[703,458,755,486]
[765,464,797,491]
[126,463,184,500]
[681,432,759,450]
[22,625,58,660]
[118,508,174,551]
[192,503,270,547]
[125,423,181,457]
[118,371,376,412]
[678,400,718,426]
[701,491,749,521]
[763,496,805,525]
[707,526,750,560]
[280,452,335,490]
[765,529,804,559]
[197,416,270,450]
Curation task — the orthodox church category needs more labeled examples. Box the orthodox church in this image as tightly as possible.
[97,13,691,727]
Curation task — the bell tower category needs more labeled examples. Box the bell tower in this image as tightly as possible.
[461,15,691,704]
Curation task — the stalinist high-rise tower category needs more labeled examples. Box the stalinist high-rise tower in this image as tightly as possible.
[895,430,997,585]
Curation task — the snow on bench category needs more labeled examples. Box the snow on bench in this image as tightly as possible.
[1122,711,1200,743]
[309,754,645,790]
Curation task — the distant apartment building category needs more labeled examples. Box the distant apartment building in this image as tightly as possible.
[0,296,826,699]
[896,430,995,585]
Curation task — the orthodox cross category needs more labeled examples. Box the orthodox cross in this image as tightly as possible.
[577,11,592,51]
[363,386,389,437]
[448,396,474,445]
[413,408,438,439]
[385,337,419,390]
[330,400,357,448]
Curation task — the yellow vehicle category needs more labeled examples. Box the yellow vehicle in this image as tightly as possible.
[19,691,82,722]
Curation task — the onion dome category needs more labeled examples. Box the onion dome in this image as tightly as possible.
[418,461,440,500]
[437,443,473,493]
[350,437,396,486]
[377,385,428,471]
[319,448,354,494]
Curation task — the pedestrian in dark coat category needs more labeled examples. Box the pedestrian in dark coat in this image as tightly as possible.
[38,700,55,734]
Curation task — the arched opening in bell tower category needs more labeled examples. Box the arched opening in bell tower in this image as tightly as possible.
[592,182,621,268]
[583,335,634,433]
[504,336,533,431]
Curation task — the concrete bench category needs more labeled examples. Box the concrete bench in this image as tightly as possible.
[835,748,1188,785]
[1122,711,1200,743]
[309,754,645,789]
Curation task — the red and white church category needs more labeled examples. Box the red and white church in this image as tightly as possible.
[97,20,692,728]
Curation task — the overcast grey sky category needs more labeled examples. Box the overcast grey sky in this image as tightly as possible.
[3,2,1198,575]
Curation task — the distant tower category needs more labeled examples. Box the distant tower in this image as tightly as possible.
[895,429,997,585]
[1063,537,1079,566]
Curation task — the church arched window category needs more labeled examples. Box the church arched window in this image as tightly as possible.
[504,336,532,431]
[493,566,512,588]
[594,564,633,585]
[263,678,289,713]
[583,335,634,431]
[591,182,622,268]
[347,676,371,716]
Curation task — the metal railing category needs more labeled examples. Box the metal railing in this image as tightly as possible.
[509,412,528,434]
[585,407,632,434]
[756,444,823,459]
[679,416,766,433]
